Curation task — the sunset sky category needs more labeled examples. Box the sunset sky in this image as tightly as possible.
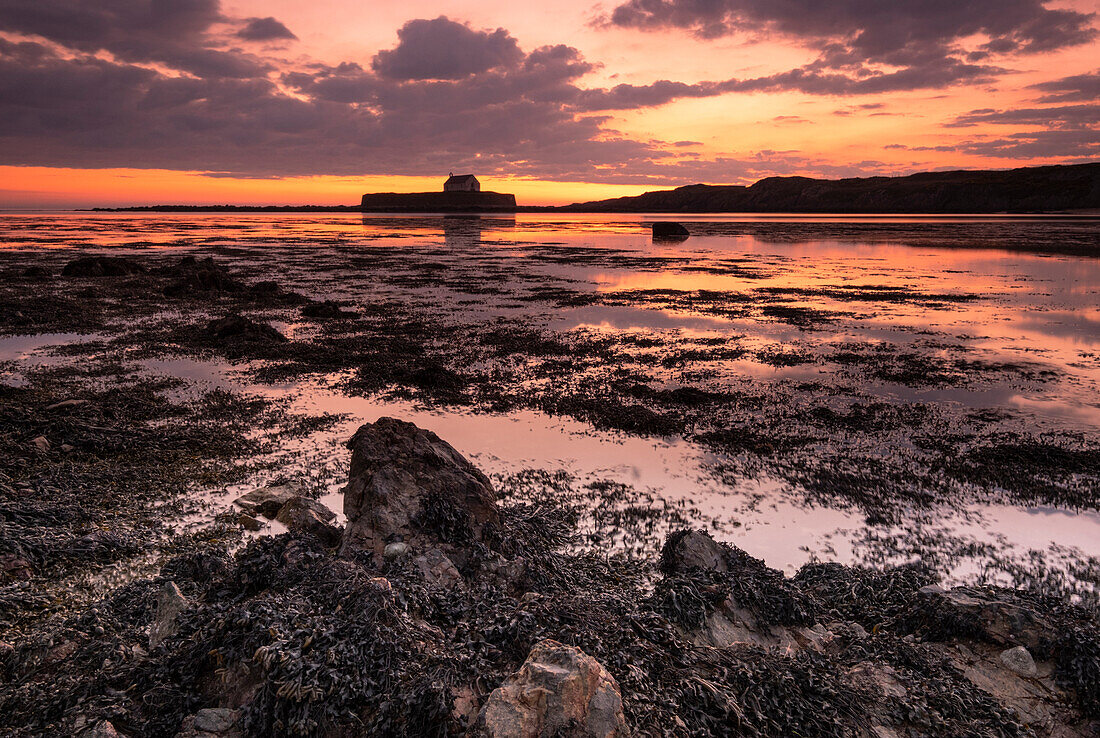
[1,0,1098,207]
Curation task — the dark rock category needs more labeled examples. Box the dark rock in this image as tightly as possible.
[163,257,242,297]
[149,581,188,648]
[20,266,51,280]
[339,417,499,562]
[275,497,341,546]
[412,548,464,589]
[237,513,264,531]
[917,585,1052,648]
[0,554,33,581]
[1000,645,1038,677]
[479,639,627,737]
[205,315,286,344]
[62,256,146,277]
[233,482,300,518]
[301,300,355,320]
[659,529,729,575]
[30,435,50,453]
[652,221,690,240]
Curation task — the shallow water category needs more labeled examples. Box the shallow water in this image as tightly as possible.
[2,212,1099,584]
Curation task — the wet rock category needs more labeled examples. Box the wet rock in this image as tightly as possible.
[62,256,146,277]
[237,513,264,531]
[275,496,341,546]
[150,581,189,648]
[301,300,355,320]
[479,639,627,738]
[163,257,242,297]
[659,529,729,575]
[20,265,51,280]
[234,482,301,518]
[31,435,50,453]
[0,553,34,581]
[652,221,690,240]
[917,585,1051,648]
[999,645,1038,678]
[339,417,499,562]
[85,721,123,737]
[176,707,242,737]
[205,314,286,344]
[412,548,464,589]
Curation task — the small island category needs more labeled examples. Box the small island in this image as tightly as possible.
[360,173,517,212]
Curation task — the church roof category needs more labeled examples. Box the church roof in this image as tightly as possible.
[445,173,478,184]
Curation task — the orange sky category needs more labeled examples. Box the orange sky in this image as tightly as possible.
[1,0,1097,207]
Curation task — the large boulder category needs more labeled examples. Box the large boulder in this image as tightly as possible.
[234,482,301,518]
[163,256,242,297]
[479,639,627,738]
[651,222,689,240]
[339,418,499,562]
[659,529,729,575]
[916,585,1052,648]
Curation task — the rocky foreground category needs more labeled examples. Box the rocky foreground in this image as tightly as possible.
[0,417,1097,737]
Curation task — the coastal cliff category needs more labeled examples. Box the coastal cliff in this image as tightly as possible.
[562,162,1100,213]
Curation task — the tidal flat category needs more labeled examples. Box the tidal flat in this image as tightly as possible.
[1,212,1099,736]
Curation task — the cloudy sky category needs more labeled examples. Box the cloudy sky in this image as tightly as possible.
[1,0,1098,206]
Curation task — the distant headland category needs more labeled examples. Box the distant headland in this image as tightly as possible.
[92,162,1099,214]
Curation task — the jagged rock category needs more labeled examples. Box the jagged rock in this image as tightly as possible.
[234,482,301,518]
[479,639,627,738]
[275,496,341,546]
[301,300,355,320]
[659,529,729,575]
[31,435,50,453]
[62,256,146,277]
[205,314,286,344]
[163,257,242,297]
[999,645,1038,678]
[412,548,464,589]
[176,707,242,737]
[149,581,188,648]
[917,585,1051,648]
[339,417,499,562]
[651,221,690,240]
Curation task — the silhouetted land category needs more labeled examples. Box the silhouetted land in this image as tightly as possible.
[88,162,1100,214]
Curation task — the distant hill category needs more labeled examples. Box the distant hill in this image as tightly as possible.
[561,162,1100,213]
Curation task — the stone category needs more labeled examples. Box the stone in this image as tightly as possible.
[62,256,146,278]
[31,435,50,453]
[846,662,907,699]
[652,221,690,240]
[659,529,729,575]
[85,721,123,737]
[917,585,1051,648]
[234,482,301,518]
[339,418,499,562]
[205,315,286,344]
[383,541,410,560]
[275,496,341,546]
[150,580,189,648]
[1000,645,1038,678]
[412,548,464,589]
[175,707,242,737]
[301,300,355,320]
[479,639,627,738]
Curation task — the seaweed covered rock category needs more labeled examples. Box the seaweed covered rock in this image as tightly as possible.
[163,256,242,297]
[301,300,355,320]
[339,417,499,562]
[659,528,729,575]
[915,584,1052,648]
[651,221,689,240]
[62,256,146,278]
[149,580,188,648]
[478,639,627,738]
[175,708,242,737]
[205,315,287,344]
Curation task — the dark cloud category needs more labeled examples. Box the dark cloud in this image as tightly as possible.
[1031,70,1100,102]
[601,0,1096,97]
[371,16,524,80]
[237,17,297,42]
[0,0,271,78]
[946,103,1100,127]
